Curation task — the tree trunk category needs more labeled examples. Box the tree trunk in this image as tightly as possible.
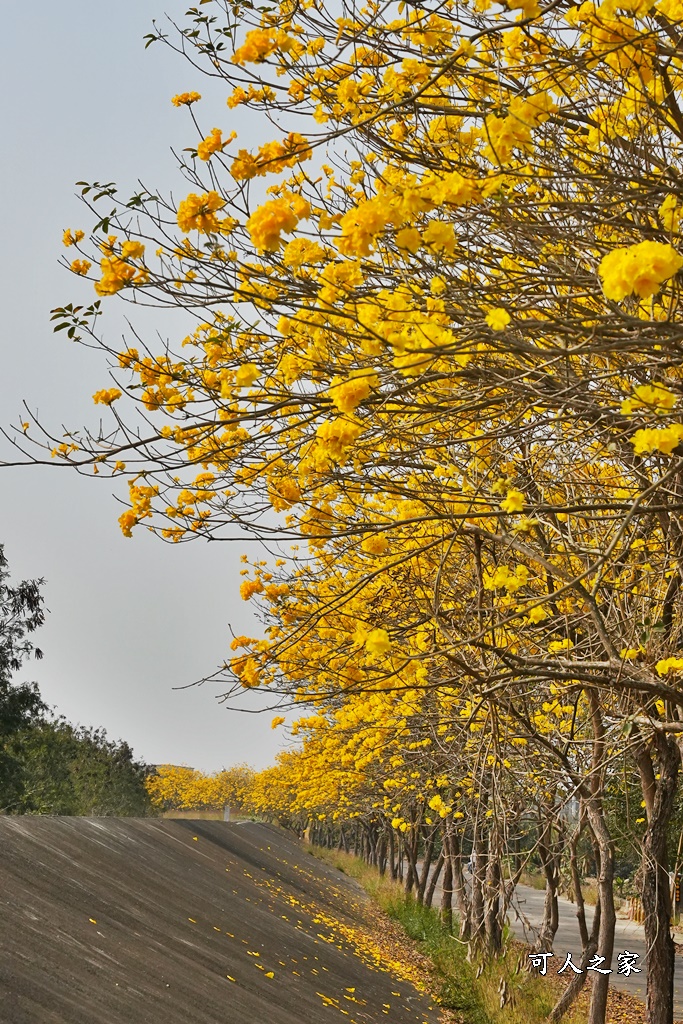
[570,814,590,951]
[450,827,471,941]
[417,828,436,904]
[584,692,616,1024]
[441,848,453,932]
[639,734,680,1024]
[549,815,599,1022]
[484,831,503,955]
[404,828,420,895]
[425,850,444,910]
[550,897,601,1022]
[584,800,615,1024]
[389,826,397,880]
[534,814,560,953]
[377,831,388,877]
[368,826,377,866]
[470,824,487,946]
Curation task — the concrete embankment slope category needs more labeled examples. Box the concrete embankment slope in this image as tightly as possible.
[0,819,439,1024]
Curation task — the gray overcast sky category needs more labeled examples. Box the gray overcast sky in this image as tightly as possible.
[0,1,289,771]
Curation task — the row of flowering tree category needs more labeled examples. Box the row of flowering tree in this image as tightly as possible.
[9,0,683,1021]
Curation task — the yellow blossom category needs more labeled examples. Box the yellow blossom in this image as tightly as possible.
[500,489,525,513]
[548,638,574,653]
[486,308,511,331]
[656,656,683,675]
[621,383,677,414]
[659,194,681,233]
[240,578,264,601]
[63,229,84,247]
[395,227,422,253]
[172,91,201,106]
[197,128,224,161]
[365,628,391,656]
[177,191,227,234]
[599,241,683,300]
[631,424,683,455]
[246,195,310,251]
[121,240,145,260]
[327,371,377,414]
[92,388,122,406]
[235,363,260,388]
[361,534,389,555]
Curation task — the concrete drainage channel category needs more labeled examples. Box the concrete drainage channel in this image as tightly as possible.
[0,818,440,1024]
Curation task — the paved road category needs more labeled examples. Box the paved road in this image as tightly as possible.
[510,883,675,1009]
[427,868,683,1016]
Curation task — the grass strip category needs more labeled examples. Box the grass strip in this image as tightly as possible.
[307,845,588,1024]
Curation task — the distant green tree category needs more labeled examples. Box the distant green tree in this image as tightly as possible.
[7,719,154,816]
[0,543,153,816]
[0,544,47,808]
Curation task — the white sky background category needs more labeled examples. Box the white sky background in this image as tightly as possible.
[0,1,289,772]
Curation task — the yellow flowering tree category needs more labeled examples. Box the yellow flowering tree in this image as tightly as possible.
[12,1,683,1020]
[146,763,254,813]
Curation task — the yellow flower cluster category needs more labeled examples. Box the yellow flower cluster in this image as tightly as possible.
[315,417,363,463]
[337,198,394,257]
[197,128,225,161]
[656,656,683,675]
[70,259,91,276]
[631,424,683,455]
[231,134,312,180]
[327,370,377,414]
[267,477,301,511]
[428,794,452,818]
[62,229,84,247]
[171,91,201,106]
[119,480,159,537]
[282,238,326,268]
[231,29,290,65]
[177,191,227,234]
[234,363,260,388]
[92,388,122,406]
[484,94,556,164]
[483,564,530,592]
[621,383,677,414]
[485,308,511,331]
[659,194,682,233]
[122,240,145,260]
[500,489,525,513]
[94,258,138,296]
[365,628,391,656]
[599,241,683,300]
[548,638,574,653]
[361,533,389,556]
[246,195,310,251]
[231,655,261,687]
[240,577,264,601]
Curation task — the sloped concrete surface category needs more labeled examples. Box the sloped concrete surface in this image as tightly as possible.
[0,819,440,1024]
